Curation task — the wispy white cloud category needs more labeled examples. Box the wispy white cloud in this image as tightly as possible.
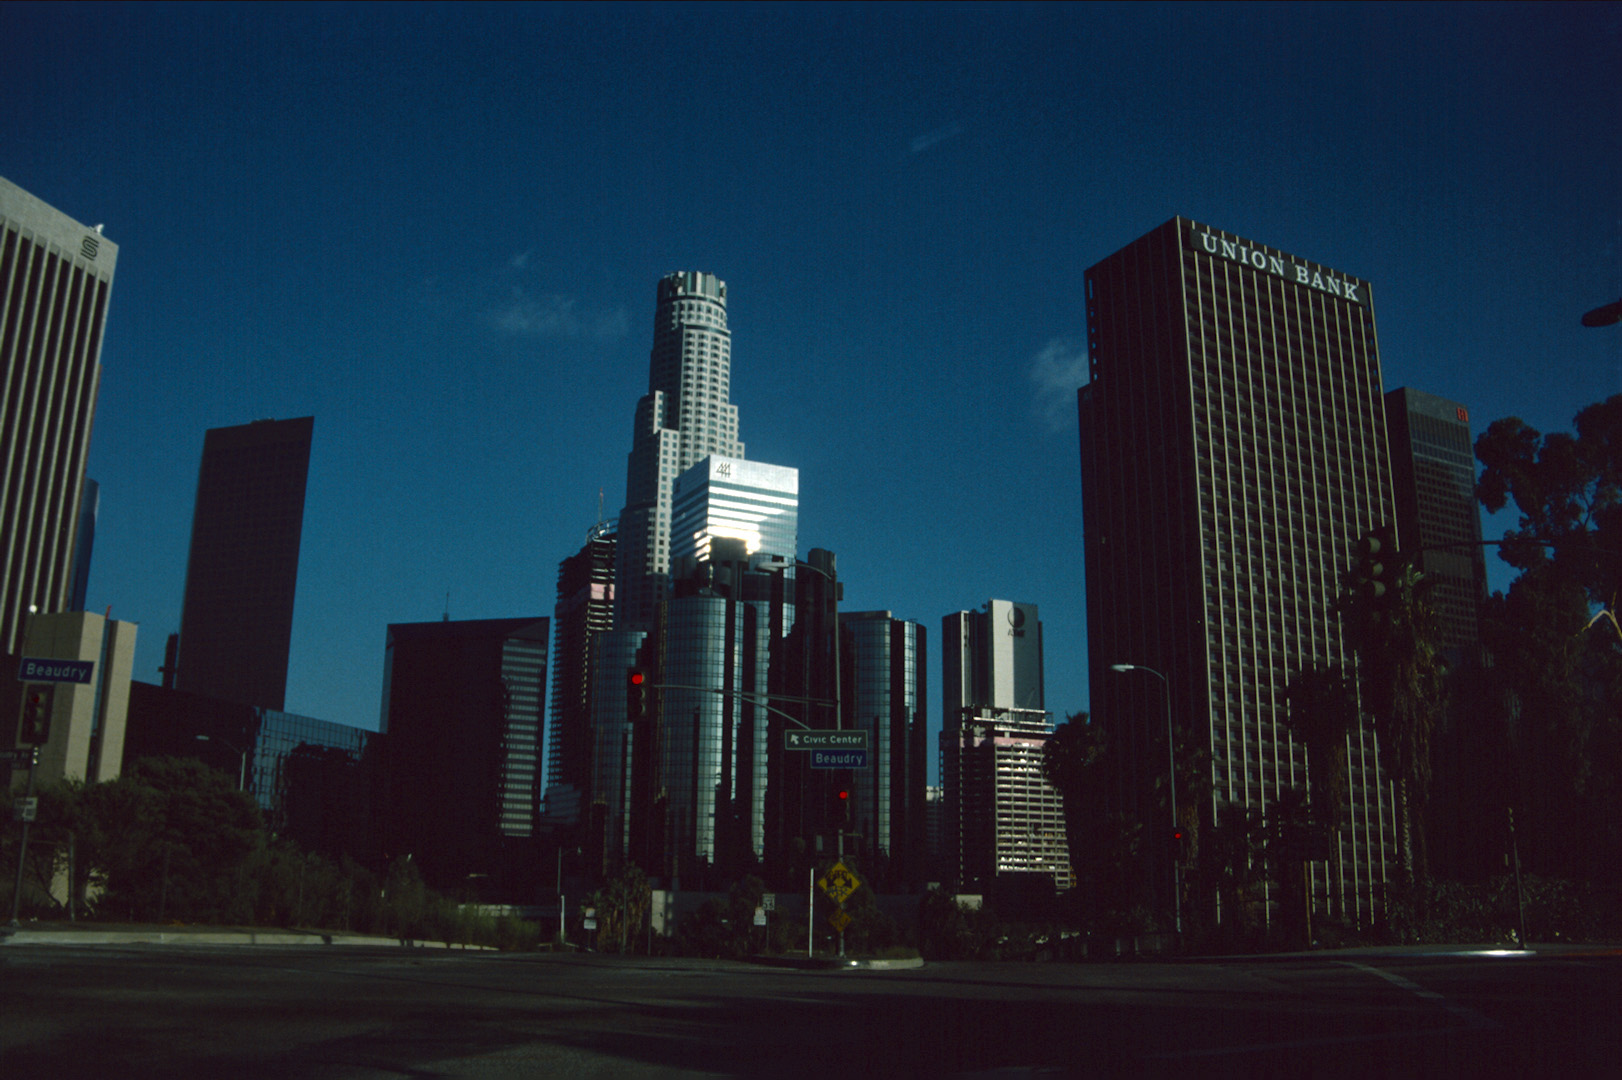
[1029,338,1089,433]
[486,287,629,340]
[909,122,963,154]
[509,249,532,270]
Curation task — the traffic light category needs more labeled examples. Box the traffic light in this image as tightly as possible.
[1354,526,1399,608]
[1170,826,1188,864]
[20,684,53,745]
[626,668,648,723]
[1357,529,1386,601]
[834,787,852,830]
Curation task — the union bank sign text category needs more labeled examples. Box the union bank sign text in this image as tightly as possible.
[1185,225,1368,306]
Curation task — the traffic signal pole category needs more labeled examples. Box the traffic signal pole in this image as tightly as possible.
[8,747,38,927]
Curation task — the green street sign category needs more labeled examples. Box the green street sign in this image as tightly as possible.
[784,729,868,751]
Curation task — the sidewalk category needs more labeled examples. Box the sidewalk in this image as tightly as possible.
[0,922,492,949]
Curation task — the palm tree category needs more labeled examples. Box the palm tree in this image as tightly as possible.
[1284,663,1357,916]
[1341,547,1448,884]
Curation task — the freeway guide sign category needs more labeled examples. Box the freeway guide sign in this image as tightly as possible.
[784,729,868,751]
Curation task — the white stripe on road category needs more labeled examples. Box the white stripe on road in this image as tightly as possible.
[1341,961,1501,1031]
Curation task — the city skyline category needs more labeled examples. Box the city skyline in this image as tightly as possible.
[2,5,1616,770]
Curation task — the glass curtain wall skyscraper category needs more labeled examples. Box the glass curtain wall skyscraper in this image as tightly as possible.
[0,177,116,661]
[844,610,928,889]
[1079,218,1395,925]
[547,520,616,812]
[645,539,792,886]
[670,455,798,567]
[616,272,744,631]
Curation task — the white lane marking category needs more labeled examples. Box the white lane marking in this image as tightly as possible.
[1341,960,1501,1031]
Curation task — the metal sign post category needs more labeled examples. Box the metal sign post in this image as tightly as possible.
[7,745,39,927]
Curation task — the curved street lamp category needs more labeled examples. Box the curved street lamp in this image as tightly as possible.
[1109,663,1181,936]
[195,734,248,792]
[1580,297,1622,328]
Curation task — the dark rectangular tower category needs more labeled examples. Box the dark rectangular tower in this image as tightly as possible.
[176,416,313,710]
[1080,218,1395,926]
[379,617,549,893]
[1384,387,1487,660]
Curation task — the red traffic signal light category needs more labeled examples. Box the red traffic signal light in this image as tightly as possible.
[20,684,54,745]
[835,788,852,828]
[626,668,649,721]
[1170,827,1188,863]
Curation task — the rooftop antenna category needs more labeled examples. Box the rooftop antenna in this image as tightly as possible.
[597,487,606,526]
[442,591,450,622]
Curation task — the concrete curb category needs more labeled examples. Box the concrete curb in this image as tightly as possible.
[0,927,494,949]
[747,954,924,971]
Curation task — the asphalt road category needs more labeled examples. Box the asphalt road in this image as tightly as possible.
[3,945,1619,1077]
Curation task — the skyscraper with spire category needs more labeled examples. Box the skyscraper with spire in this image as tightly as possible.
[615,272,743,630]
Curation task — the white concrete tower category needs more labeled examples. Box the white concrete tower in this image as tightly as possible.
[615,272,744,630]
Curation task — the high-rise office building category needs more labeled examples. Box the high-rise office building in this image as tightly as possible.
[1384,387,1486,660]
[616,272,744,631]
[1385,387,1489,882]
[638,538,792,886]
[941,600,1070,897]
[1079,218,1395,924]
[671,455,798,567]
[0,177,117,661]
[176,417,314,710]
[843,610,928,889]
[378,617,548,892]
[546,520,616,814]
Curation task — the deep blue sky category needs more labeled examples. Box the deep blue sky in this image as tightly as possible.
[4,3,1619,784]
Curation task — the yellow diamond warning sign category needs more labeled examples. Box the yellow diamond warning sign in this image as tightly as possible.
[817,861,861,906]
[827,909,853,933]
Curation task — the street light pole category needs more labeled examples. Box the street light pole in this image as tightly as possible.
[798,552,845,958]
[1109,663,1181,936]
[195,734,248,792]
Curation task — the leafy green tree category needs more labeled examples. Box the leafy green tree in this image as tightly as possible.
[1284,663,1358,915]
[588,862,652,954]
[1474,397,1622,887]
[1193,804,1269,951]
[1041,713,1107,897]
[1284,664,1356,828]
[382,855,430,939]
[71,756,261,921]
[1476,395,1622,605]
